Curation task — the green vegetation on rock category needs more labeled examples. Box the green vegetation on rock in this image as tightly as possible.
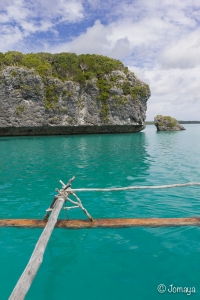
[0,51,124,82]
[44,84,60,109]
[21,84,30,91]
[112,95,127,107]
[122,81,150,100]
[131,85,150,99]
[155,115,177,127]
[100,102,109,122]
[11,70,18,77]
[15,105,25,117]
[97,78,111,101]
[122,81,131,95]
[34,84,40,94]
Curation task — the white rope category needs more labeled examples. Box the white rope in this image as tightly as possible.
[71,182,200,192]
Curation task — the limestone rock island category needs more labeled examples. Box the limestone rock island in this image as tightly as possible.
[0,51,150,136]
[154,115,186,131]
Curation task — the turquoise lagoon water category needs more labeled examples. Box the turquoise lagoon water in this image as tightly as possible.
[0,125,200,299]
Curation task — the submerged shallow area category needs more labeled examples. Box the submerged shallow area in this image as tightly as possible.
[0,125,200,299]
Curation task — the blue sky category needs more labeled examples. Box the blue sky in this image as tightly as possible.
[1,0,200,120]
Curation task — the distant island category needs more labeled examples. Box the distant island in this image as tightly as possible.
[145,121,200,125]
[154,115,185,131]
[0,51,151,136]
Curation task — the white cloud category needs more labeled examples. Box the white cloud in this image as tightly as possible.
[0,0,84,23]
[0,0,85,50]
[158,29,200,69]
[129,66,200,120]
[30,0,84,22]
[0,25,24,52]
[109,37,132,59]
[50,20,112,54]
[5,0,30,22]
[49,17,178,60]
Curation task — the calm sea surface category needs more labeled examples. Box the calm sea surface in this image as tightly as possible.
[0,125,200,299]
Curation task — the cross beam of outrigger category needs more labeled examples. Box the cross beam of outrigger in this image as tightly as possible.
[1,217,200,229]
[5,178,200,299]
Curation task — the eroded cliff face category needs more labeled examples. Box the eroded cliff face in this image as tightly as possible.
[0,66,150,135]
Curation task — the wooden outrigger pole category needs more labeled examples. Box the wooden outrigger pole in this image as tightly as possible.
[9,177,93,300]
[9,196,66,300]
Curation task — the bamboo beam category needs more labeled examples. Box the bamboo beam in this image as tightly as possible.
[9,197,65,300]
[1,217,200,229]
